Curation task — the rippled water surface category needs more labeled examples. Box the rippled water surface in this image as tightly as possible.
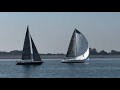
[0,58,120,78]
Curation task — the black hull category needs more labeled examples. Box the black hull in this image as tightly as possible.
[16,61,43,65]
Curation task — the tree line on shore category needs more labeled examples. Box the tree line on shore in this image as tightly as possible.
[0,48,120,55]
[89,48,120,55]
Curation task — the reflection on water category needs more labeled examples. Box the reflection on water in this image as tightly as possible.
[21,65,42,78]
[22,66,33,78]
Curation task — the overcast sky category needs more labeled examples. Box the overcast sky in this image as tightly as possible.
[0,12,120,54]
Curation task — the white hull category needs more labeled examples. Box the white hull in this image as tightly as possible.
[61,59,86,63]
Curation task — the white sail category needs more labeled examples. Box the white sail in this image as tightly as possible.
[76,46,89,60]
[75,29,89,60]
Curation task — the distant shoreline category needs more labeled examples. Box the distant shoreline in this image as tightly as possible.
[89,55,120,58]
[0,55,120,59]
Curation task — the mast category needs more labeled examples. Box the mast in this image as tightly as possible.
[75,29,77,57]
[22,26,31,60]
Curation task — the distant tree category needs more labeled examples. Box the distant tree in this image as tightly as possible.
[0,51,8,55]
[110,50,120,55]
[47,53,52,55]
[56,53,64,55]
[9,50,22,55]
[99,50,108,55]
[89,48,98,55]
[60,53,64,55]
[110,50,116,55]
[1,48,120,56]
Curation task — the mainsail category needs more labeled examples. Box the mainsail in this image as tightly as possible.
[22,26,31,60]
[66,28,89,59]
[31,36,41,61]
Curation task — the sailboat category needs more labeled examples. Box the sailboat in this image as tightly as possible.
[62,28,89,63]
[16,26,43,65]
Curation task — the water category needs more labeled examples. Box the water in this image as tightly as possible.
[0,58,120,78]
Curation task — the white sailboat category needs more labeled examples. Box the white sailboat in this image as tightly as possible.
[16,26,43,65]
[62,28,89,63]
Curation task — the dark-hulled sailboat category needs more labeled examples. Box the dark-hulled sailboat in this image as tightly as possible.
[16,26,43,65]
[62,28,89,63]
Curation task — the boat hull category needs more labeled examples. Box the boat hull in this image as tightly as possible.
[16,61,43,65]
[61,59,86,63]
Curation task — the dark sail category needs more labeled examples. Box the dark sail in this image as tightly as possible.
[22,26,31,60]
[66,29,76,57]
[31,36,41,61]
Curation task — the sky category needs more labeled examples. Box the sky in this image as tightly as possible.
[0,12,120,54]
